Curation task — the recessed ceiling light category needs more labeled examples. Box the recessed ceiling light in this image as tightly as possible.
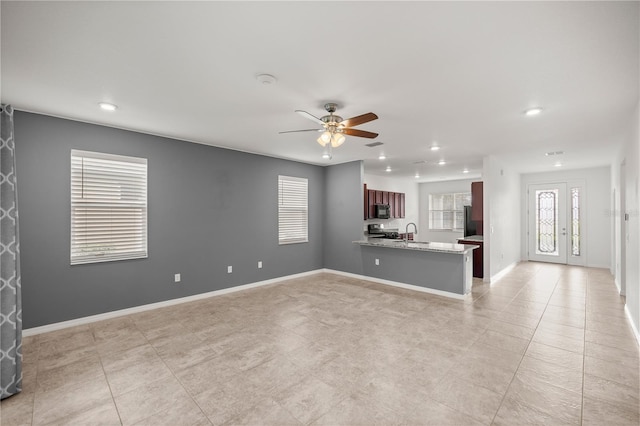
[385,166,392,172]
[438,160,446,165]
[99,102,117,111]
[378,154,386,160]
[322,153,331,159]
[430,146,440,151]
[525,107,543,116]
[255,74,277,85]
[462,169,469,174]
[554,162,562,167]
[414,173,420,178]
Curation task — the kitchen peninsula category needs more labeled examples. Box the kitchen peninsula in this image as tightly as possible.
[353,239,479,297]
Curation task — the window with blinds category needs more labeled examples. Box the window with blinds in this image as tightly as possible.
[71,150,148,265]
[429,192,471,230]
[278,175,308,245]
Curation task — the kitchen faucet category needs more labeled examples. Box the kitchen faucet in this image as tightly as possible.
[405,222,418,244]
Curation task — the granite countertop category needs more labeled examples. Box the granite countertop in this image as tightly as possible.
[457,235,484,242]
[354,238,479,254]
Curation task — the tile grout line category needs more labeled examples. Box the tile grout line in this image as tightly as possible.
[136,317,216,425]
[489,264,564,425]
[29,337,41,426]
[580,273,590,426]
[94,327,126,426]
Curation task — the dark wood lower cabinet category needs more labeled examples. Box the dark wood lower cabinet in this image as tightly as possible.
[457,238,483,278]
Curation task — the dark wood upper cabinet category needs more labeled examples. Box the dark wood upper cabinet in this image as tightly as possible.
[363,184,368,220]
[368,189,376,219]
[471,181,483,221]
[389,191,396,218]
[363,185,406,220]
[375,190,383,204]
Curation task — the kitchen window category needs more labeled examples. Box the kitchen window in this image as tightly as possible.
[429,192,471,230]
[71,150,148,265]
[278,175,308,245]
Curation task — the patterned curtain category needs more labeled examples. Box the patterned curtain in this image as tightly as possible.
[0,104,22,399]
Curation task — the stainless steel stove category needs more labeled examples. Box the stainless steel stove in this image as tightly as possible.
[367,224,399,239]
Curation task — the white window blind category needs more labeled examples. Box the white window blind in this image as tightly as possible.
[278,175,308,245]
[429,192,471,230]
[71,150,148,265]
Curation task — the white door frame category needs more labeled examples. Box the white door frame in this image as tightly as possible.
[620,161,627,295]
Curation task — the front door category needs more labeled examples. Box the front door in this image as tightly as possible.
[528,183,568,264]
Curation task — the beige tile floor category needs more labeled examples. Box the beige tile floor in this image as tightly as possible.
[2,262,639,425]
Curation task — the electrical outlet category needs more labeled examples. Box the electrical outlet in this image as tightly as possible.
[375,258,380,266]
[227,265,232,274]
[258,261,263,269]
[174,273,181,283]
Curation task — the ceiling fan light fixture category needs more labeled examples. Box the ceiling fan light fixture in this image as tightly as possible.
[284,104,377,150]
[317,131,332,146]
[331,133,346,148]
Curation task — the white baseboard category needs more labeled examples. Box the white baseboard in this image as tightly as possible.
[624,304,640,347]
[615,276,622,294]
[23,269,323,337]
[489,262,518,283]
[587,263,612,270]
[322,268,466,300]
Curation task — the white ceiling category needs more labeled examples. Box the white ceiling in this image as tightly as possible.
[2,1,638,182]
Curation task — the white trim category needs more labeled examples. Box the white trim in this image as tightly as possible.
[489,262,518,283]
[586,263,612,270]
[625,304,640,347]
[322,268,466,300]
[23,269,323,336]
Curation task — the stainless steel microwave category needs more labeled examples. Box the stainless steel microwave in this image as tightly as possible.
[374,204,390,219]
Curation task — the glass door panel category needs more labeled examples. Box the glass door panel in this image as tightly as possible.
[528,183,567,264]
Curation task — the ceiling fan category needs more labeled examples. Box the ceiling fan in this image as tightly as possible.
[279,103,378,148]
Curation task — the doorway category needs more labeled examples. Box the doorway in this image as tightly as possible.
[528,182,585,266]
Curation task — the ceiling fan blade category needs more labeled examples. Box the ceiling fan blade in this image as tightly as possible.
[342,128,379,139]
[295,110,324,125]
[340,112,378,128]
[279,128,322,134]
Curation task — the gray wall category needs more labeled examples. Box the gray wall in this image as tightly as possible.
[359,246,469,295]
[15,112,325,328]
[323,161,364,274]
